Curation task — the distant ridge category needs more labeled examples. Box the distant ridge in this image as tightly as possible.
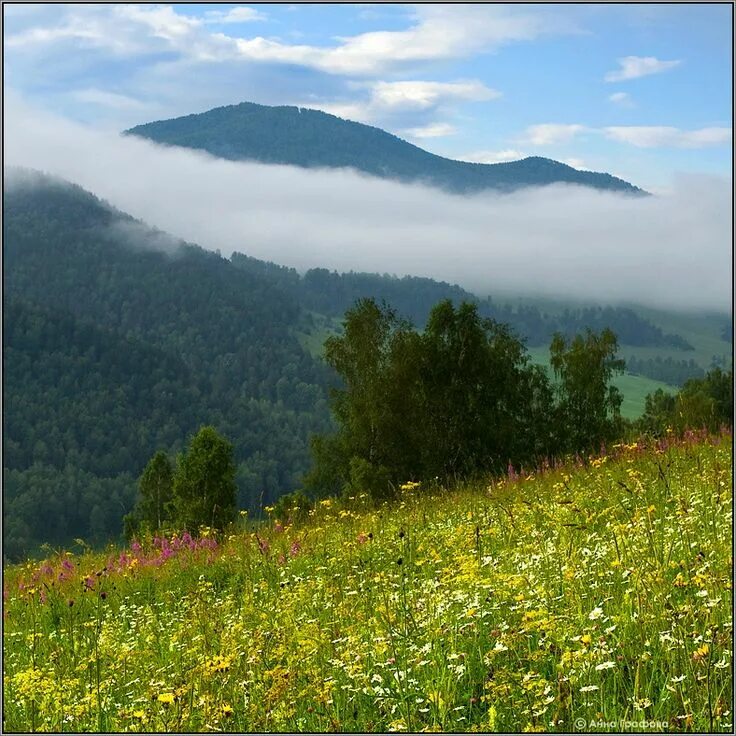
[126,101,645,195]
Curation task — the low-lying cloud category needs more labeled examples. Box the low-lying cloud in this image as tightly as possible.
[4,93,732,312]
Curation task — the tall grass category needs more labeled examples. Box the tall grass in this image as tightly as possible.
[3,429,732,732]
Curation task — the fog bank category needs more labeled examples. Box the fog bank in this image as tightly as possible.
[4,93,732,311]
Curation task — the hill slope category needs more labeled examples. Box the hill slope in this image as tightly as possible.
[3,432,731,732]
[126,101,644,195]
[3,170,334,559]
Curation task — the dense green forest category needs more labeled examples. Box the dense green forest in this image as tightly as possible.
[3,172,334,559]
[230,255,693,349]
[126,101,644,195]
[2,170,728,560]
[625,355,706,385]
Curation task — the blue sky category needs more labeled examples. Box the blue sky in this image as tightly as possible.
[4,3,732,189]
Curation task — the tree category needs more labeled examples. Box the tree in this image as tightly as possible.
[639,388,677,435]
[418,300,538,478]
[638,368,733,436]
[693,367,733,427]
[171,426,237,533]
[124,451,174,539]
[550,328,625,453]
[306,298,554,498]
[307,298,423,498]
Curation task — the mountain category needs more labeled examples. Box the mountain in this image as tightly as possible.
[125,101,645,195]
[3,170,707,559]
[3,169,334,559]
[227,254,695,351]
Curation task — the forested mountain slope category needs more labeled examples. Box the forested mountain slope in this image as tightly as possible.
[2,170,713,559]
[126,101,644,195]
[3,171,334,559]
[229,254,695,350]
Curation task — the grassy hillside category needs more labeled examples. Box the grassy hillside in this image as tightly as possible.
[502,296,731,371]
[3,431,731,732]
[612,374,677,420]
[631,306,732,368]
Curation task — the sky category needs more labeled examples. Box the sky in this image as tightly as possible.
[3,3,732,190]
[2,4,733,311]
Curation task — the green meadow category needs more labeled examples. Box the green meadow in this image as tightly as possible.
[3,431,731,733]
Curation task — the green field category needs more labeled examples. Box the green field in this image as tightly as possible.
[297,302,731,420]
[295,312,341,360]
[526,346,675,420]
[612,373,675,420]
[3,431,731,732]
[631,306,732,369]
[496,295,731,370]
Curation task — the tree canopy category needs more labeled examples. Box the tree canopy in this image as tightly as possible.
[123,451,174,539]
[307,299,628,499]
[550,328,625,453]
[171,426,237,533]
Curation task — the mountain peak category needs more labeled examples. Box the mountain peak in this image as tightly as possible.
[126,101,645,195]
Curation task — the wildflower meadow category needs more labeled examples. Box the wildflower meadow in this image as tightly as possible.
[3,429,732,733]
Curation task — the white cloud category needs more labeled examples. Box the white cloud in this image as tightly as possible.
[203,7,266,24]
[402,123,458,139]
[604,126,732,148]
[1,4,563,139]
[604,56,681,82]
[71,88,150,111]
[7,4,571,76]
[4,95,731,312]
[560,157,587,170]
[608,91,634,107]
[302,79,498,123]
[294,79,499,143]
[5,24,99,48]
[5,5,232,60]
[371,80,500,110]
[515,123,732,151]
[113,5,201,42]
[235,5,576,75]
[522,124,587,146]
[458,149,526,164]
